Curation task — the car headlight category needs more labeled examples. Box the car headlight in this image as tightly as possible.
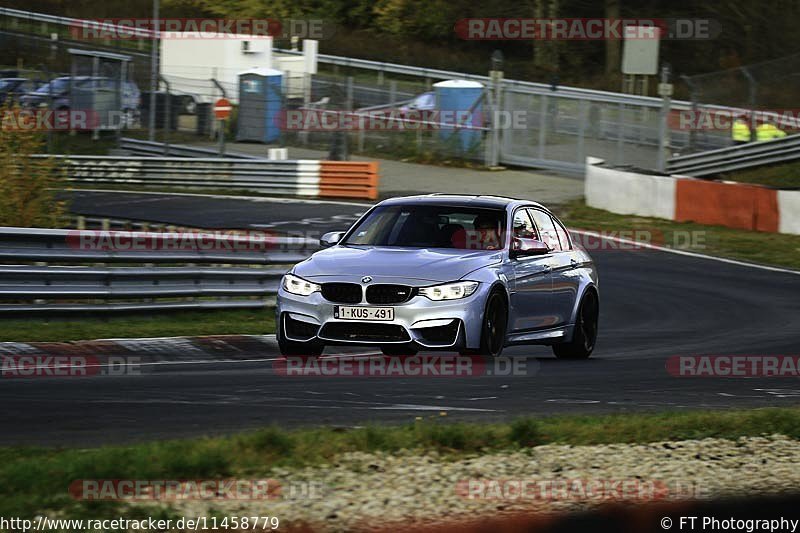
[419,281,479,301]
[282,273,321,296]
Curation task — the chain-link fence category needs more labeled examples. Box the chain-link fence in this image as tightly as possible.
[5,7,753,170]
[279,70,490,162]
[682,52,800,149]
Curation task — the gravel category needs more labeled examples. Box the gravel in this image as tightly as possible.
[160,434,800,531]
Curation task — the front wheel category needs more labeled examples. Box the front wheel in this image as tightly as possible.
[466,289,508,357]
[553,290,599,360]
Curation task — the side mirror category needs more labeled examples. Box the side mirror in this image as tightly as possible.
[510,237,550,257]
[320,231,346,248]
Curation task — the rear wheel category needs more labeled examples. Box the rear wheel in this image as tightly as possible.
[553,289,599,360]
[380,344,418,356]
[464,289,507,357]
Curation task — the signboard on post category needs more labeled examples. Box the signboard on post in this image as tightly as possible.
[214,98,232,120]
[621,26,660,75]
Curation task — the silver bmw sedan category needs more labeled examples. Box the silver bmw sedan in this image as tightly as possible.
[276,194,599,358]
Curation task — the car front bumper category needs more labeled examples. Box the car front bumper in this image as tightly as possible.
[276,283,489,349]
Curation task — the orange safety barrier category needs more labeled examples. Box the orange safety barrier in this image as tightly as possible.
[675,179,779,232]
[320,161,379,200]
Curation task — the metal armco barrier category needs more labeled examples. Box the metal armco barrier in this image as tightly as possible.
[0,227,317,314]
[667,133,800,177]
[119,138,261,159]
[42,155,380,200]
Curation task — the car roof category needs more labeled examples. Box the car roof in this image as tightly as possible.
[378,194,546,211]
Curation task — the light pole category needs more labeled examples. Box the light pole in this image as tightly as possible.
[148,0,160,141]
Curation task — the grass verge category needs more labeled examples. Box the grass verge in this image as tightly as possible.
[717,162,800,189]
[556,199,800,271]
[0,308,274,342]
[2,407,800,517]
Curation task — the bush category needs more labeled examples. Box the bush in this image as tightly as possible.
[0,106,67,227]
[509,418,541,447]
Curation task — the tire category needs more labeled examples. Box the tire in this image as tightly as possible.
[553,289,599,360]
[469,289,508,357]
[380,344,418,356]
[277,318,324,357]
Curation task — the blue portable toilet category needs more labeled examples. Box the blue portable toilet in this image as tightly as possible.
[433,80,484,151]
[237,67,283,143]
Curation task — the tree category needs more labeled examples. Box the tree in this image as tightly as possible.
[0,107,67,227]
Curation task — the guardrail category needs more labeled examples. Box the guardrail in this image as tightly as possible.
[119,138,262,159]
[666,133,800,176]
[0,226,317,314]
[44,154,380,200]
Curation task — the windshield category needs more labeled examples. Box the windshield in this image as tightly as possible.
[343,204,506,249]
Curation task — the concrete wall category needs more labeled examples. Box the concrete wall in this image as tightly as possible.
[585,158,800,236]
[778,190,800,235]
[585,161,676,220]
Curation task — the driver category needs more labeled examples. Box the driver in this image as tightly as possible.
[470,214,503,250]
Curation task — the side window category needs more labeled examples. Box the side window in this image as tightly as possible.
[551,215,571,250]
[528,209,561,251]
[512,209,537,239]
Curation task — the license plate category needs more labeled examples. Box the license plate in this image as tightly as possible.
[335,306,394,321]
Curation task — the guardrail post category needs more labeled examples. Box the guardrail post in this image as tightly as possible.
[159,75,171,155]
[148,0,160,142]
[577,99,587,166]
[486,65,504,168]
[617,102,625,164]
[656,65,673,172]
[211,78,227,156]
[741,66,758,143]
[538,95,547,159]
[681,75,698,153]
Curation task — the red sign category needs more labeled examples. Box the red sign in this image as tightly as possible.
[214,98,232,120]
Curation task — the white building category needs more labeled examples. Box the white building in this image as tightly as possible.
[160,35,317,104]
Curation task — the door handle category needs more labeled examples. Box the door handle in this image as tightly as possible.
[570,259,579,267]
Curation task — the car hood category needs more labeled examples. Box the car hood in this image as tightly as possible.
[294,245,502,284]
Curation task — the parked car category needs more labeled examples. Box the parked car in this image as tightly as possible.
[0,78,41,105]
[398,91,435,113]
[276,194,600,359]
[20,76,141,128]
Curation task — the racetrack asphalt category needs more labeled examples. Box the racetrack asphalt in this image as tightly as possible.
[3,191,799,446]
